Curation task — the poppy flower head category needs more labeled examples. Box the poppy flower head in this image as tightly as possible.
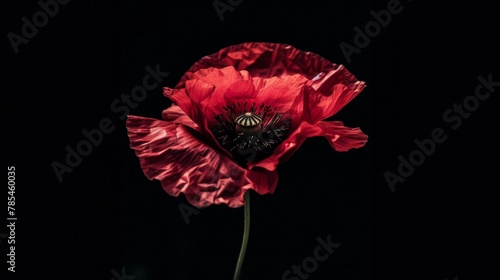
[127,42,368,208]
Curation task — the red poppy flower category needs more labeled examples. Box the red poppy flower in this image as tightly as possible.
[126,42,367,208]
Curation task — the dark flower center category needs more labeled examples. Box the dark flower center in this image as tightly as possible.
[212,102,290,165]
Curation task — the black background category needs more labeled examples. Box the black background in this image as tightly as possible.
[2,0,499,279]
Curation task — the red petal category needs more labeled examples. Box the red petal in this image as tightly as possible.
[186,67,256,113]
[165,67,247,127]
[187,65,250,85]
[175,42,336,88]
[222,79,259,105]
[164,84,229,158]
[161,105,199,131]
[163,87,199,124]
[291,64,366,126]
[126,115,278,208]
[251,74,310,117]
[316,121,369,151]
[248,121,368,171]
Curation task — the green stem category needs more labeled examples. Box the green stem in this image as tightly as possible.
[233,191,251,280]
